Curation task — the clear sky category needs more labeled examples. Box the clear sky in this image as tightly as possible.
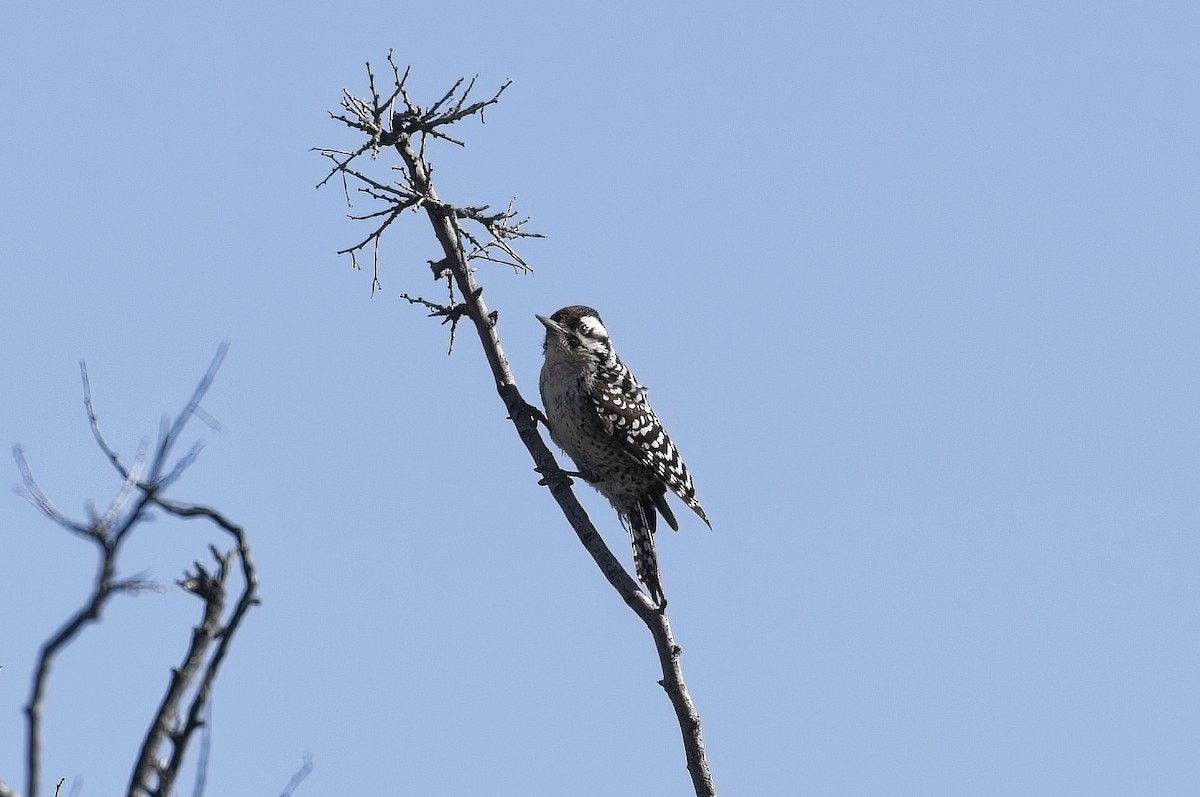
[2,2,1198,795]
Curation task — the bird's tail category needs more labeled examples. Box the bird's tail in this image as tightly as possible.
[629,499,665,605]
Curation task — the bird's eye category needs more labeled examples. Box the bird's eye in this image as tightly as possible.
[578,317,607,339]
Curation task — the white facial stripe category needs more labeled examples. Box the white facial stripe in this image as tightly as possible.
[578,316,608,339]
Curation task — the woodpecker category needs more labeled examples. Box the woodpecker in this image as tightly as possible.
[536,305,709,604]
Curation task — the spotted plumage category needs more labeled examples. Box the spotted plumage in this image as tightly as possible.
[537,305,710,603]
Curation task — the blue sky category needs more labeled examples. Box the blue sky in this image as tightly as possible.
[2,2,1198,795]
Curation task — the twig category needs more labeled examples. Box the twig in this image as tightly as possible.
[189,700,212,797]
[276,753,314,797]
[83,362,129,480]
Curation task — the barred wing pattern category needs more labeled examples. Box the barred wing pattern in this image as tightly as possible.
[590,358,711,530]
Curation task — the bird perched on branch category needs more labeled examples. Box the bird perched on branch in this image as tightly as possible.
[537,305,710,604]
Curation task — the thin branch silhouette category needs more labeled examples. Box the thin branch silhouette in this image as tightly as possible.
[14,344,259,797]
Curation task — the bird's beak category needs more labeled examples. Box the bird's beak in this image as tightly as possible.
[535,314,562,334]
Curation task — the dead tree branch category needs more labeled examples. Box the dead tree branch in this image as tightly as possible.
[317,58,716,797]
[13,343,259,797]
[313,50,539,299]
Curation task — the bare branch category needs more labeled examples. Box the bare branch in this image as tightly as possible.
[189,701,213,797]
[157,441,205,491]
[145,342,228,487]
[128,547,228,797]
[276,753,314,797]
[13,446,97,540]
[18,345,252,797]
[318,62,716,796]
[315,61,536,311]
[24,521,123,797]
[398,292,454,315]
[111,574,163,594]
[312,142,373,189]
[99,444,148,534]
[82,362,130,480]
[335,207,405,258]
[130,500,257,797]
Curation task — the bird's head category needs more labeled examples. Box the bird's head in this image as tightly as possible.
[536,305,614,364]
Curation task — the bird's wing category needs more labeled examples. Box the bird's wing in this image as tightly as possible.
[589,364,710,528]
